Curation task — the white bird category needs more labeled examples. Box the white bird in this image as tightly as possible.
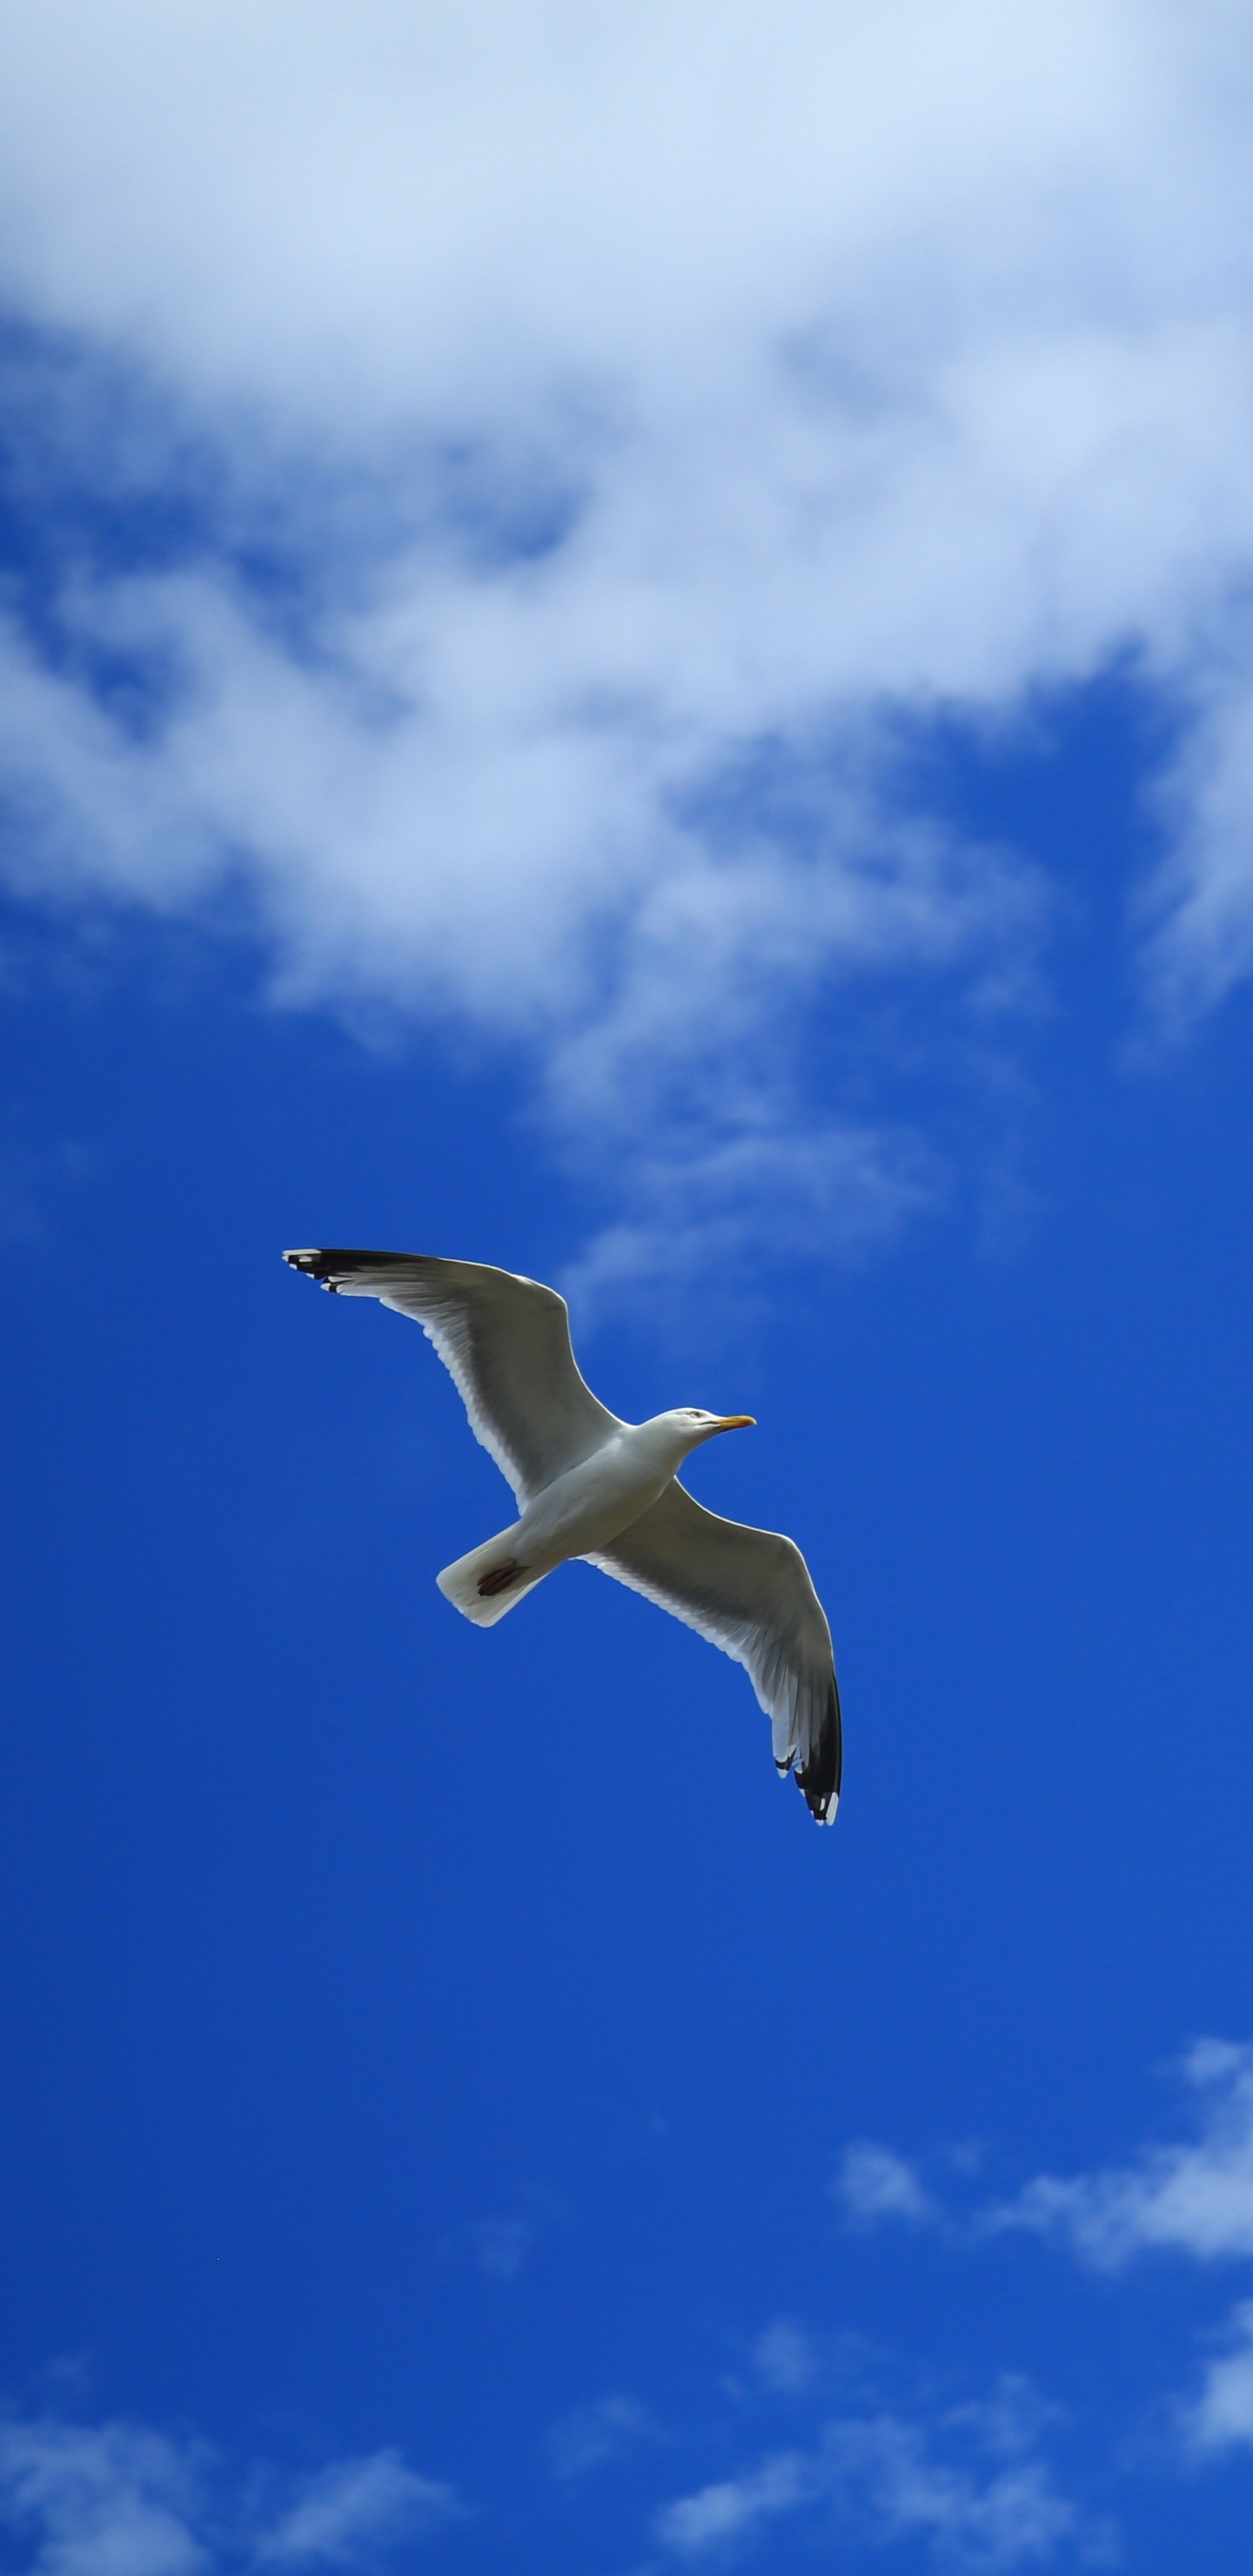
[284,1248,841,1823]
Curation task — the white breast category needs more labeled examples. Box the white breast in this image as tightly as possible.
[516,1425,679,1566]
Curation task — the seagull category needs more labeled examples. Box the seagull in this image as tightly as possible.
[284,1248,841,1823]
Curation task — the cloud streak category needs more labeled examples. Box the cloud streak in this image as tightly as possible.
[0,2412,461,2576]
[0,2415,210,2576]
[989,2041,1253,2271]
[836,2141,943,2231]
[545,2395,659,2481]
[655,2378,1109,2569]
[255,2456,460,2566]
[1186,2300,1253,2456]
[830,2041,1253,2467]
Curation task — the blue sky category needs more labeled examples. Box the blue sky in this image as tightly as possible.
[4,4,1253,2570]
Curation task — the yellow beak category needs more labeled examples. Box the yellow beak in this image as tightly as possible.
[711,1413,756,1432]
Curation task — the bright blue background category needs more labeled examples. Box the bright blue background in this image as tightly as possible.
[3,701,1253,2567]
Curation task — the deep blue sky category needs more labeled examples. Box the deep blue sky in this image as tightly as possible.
[5,7,1253,2572]
[4,786,1253,2571]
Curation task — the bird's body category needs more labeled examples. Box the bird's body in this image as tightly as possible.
[438,1411,749,1624]
[284,1248,841,1822]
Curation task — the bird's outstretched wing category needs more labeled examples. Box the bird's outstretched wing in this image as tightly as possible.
[589,1482,841,1823]
[284,1249,621,1505]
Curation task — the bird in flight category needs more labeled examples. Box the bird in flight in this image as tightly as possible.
[284,1249,841,1823]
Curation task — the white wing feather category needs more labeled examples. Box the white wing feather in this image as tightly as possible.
[589,1480,841,1822]
[284,1249,620,1505]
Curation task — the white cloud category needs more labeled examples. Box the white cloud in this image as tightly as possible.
[838,2043,1253,2468]
[655,2378,1109,2568]
[991,2041,1253,2269]
[656,2448,814,2555]
[818,2404,1109,2573]
[836,2141,942,2230]
[984,2043,1253,2463]
[4,3,1253,1260]
[545,2394,658,2480]
[749,2321,821,2395]
[1184,2299,1253,2455]
[254,2455,460,2564]
[1141,660,1253,1029]
[461,2184,568,2280]
[432,2182,568,2280]
[649,2452,820,2555]
[559,1116,945,1325]
[834,2043,1253,2274]
[0,2414,459,2576]
[0,2417,208,2576]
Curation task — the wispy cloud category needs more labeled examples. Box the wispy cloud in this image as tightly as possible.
[836,2141,942,2231]
[254,2456,460,2565]
[0,2415,210,2576]
[3,3,1253,1265]
[829,2044,1253,2271]
[1184,2299,1253,2456]
[655,2378,1110,2569]
[545,2395,660,2481]
[437,2184,569,2282]
[984,2041,1253,2462]
[657,2448,814,2557]
[0,2412,461,2576]
[831,2041,1253,2466]
[560,1116,943,1323]
[748,2321,821,2396]
[988,2041,1253,2270]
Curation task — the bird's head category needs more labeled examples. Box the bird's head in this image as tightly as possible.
[658,1405,756,1454]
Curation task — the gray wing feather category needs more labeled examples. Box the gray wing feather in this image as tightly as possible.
[589,1480,841,1823]
[284,1249,620,1504]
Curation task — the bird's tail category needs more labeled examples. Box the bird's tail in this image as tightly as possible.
[436,1526,550,1627]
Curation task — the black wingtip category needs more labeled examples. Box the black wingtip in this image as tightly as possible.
[284,1248,340,1291]
[283,1247,411,1291]
[794,1677,842,1826]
